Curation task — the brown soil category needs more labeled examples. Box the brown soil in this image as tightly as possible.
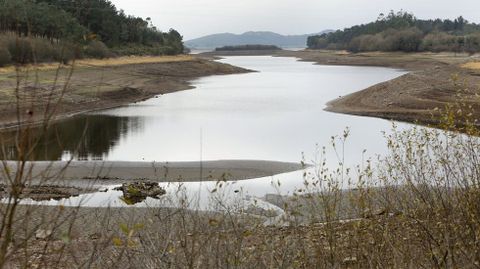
[0,56,250,130]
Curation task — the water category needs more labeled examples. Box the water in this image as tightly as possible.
[8,56,411,209]
[95,57,404,163]
[6,56,406,163]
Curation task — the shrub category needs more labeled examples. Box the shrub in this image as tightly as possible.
[348,34,383,52]
[2,34,63,64]
[421,32,458,52]
[84,41,111,59]
[381,27,423,52]
[0,47,11,67]
[7,38,33,64]
[465,34,480,54]
[31,38,58,62]
[54,43,78,64]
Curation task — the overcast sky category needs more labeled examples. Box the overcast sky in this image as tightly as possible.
[110,0,479,40]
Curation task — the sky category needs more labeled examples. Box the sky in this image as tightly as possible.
[110,0,480,40]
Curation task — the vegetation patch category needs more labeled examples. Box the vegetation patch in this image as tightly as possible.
[215,44,282,51]
[462,61,480,70]
[0,0,185,67]
[114,181,166,205]
[308,11,480,53]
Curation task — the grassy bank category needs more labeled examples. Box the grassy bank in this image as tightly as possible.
[0,55,196,73]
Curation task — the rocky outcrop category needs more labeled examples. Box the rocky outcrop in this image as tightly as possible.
[114,181,166,205]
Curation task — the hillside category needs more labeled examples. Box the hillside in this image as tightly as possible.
[185,31,332,49]
[308,11,480,53]
[0,0,184,66]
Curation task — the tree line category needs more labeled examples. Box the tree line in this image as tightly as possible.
[0,0,184,65]
[307,11,480,53]
[215,45,282,51]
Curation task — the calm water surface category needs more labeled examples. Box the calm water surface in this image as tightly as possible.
[15,56,411,207]
[16,56,406,163]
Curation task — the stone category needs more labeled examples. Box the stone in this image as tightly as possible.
[114,181,166,205]
[35,229,52,240]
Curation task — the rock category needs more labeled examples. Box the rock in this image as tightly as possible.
[114,181,166,205]
[35,229,52,240]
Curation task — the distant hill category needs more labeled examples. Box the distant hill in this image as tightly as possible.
[185,31,333,49]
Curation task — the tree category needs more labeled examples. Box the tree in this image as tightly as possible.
[307,11,480,53]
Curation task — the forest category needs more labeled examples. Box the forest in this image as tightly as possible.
[215,45,282,51]
[307,11,480,53]
[0,0,184,65]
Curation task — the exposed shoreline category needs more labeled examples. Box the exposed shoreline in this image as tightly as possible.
[0,160,305,199]
[280,50,480,128]
[1,160,305,184]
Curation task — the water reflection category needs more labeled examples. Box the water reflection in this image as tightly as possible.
[1,56,406,166]
[1,115,143,160]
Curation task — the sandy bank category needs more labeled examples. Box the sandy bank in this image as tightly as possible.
[0,160,304,200]
[0,160,305,185]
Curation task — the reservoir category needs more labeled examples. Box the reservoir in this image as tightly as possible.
[7,56,409,207]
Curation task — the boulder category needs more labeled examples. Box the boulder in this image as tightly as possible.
[114,181,166,205]
[35,229,52,240]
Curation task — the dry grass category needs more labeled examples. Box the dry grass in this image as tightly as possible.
[0,55,195,74]
[76,55,195,67]
[6,119,480,268]
[462,61,480,70]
